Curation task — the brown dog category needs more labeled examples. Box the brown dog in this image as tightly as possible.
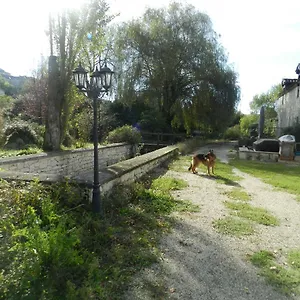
[188,149,216,175]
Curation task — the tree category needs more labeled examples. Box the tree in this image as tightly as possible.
[114,2,240,135]
[44,0,114,150]
[250,83,282,118]
[249,83,283,137]
[240,114,259,136]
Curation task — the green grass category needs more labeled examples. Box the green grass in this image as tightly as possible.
[151,176,188,191]
[250,250,300,295]
[224,188,251,201]
[214,160,242,185]
[168,155,191,172]
[230,159,300,199]
[224,201,279,226]
[213,216,254,237]
[0,147,42,158]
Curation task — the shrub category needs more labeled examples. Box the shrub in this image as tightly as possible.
[105,125,142,145]
[223,124,241,140]
[3,119,42,149]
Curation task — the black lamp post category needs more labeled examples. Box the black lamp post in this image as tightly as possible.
[73,61,114,214]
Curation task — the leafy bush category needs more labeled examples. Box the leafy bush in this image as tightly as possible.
[223,124,241,140]
[105,125,142,145]
[3,119,42,149]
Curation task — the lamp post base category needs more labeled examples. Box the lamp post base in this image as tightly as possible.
[92,184,102,215]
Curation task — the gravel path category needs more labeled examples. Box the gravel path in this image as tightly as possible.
[125,144,300,300]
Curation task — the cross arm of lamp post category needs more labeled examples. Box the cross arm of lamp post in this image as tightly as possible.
[72,61,114,215]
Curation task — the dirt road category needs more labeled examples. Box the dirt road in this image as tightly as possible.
[125,144,300,300]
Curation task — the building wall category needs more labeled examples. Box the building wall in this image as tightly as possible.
[0,143,133,177]
[275,84,300,135]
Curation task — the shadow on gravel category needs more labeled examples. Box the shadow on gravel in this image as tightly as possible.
[125,220,293,300]
[196,173,241,187]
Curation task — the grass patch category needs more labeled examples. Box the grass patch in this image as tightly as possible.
[0,147,42,158]
[173,199,201,212]
[213,216,254,237]
[151,176,188,191]
[168,155,191,172]
[224,188,251,201]
[250,249,300,295]
[224,201,279,226]
[288,250,300,269]
[250,250,275,267]
[230,159,300,199]
[214,160,241,185]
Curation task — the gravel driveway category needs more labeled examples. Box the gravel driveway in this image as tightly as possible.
[125,144,300,300]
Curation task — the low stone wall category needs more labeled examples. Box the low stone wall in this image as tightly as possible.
[238,150,279,162]
[0,144,179,196]
[0,143,133,179]
[100,145,178,194]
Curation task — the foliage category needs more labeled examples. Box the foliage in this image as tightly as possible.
[239,114,259,136]
[249,84,282,138]
[250,84,282,116]
[213,216,254,237]
[44,0,115,150]
[114,2,240,135]
[0,74,14,95]
[0,170,197,298]
[12,63,48,125]
[229,159,300,199]
[3,119,42,149]
[106,125,142,144]
[250,249,300,295]
[223,124,241,140]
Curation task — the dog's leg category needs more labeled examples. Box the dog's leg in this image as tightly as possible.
[212,162,215,175]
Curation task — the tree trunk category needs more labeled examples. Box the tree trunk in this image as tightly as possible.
[43,56,61,151]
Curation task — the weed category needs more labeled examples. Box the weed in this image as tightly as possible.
[168,155,191,172]
[214,161,241,185]
[151,176,188,191]
[250,250,275,267]
[213,216,254,237]
[224,201,279,226]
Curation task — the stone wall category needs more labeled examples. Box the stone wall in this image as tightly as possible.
[0,143,133,178]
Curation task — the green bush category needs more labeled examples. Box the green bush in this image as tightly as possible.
[223,124,241,140]
[3,119,42,149]
[105,125,142,145]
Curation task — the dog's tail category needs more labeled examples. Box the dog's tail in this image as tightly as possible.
[188,163,192,171]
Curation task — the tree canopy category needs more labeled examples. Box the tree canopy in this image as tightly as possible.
[113,2,240,134]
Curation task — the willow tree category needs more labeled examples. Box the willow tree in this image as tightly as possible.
[44,0,114,150]
[114,2,240,134]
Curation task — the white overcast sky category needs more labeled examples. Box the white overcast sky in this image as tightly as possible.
[1,0,300,113]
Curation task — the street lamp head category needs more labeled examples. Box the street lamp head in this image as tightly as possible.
[99,62,114,92]
[72,63,88,90]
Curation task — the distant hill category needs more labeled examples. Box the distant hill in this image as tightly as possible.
[0,68,30,95]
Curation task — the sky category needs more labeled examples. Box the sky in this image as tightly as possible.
[1,0,300,114]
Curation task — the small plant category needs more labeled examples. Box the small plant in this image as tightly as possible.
[224,201,280,226]
[213,216,254,237]
[106,125,142,145]
[250,250,275,267]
